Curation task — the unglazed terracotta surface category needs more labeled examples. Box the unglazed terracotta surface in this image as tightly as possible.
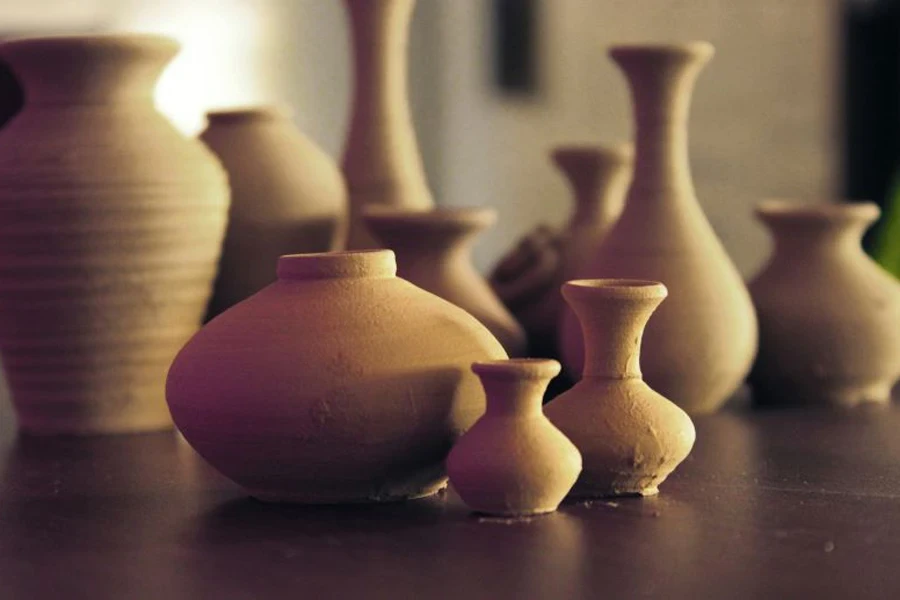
[0,35,229,435]
[560,43,758,414]
[166,250,507,503]
[342,0,433,250]
[447,359,581,516]
[547,280,695,497]
[749,200,900,407]
[201,106,347,318]
[364,207,527,357]
[491,144,631,356]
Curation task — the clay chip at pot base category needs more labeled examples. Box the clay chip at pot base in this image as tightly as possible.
[166,250,507,503]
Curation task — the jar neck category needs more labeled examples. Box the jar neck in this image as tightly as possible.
[473,360,560,418]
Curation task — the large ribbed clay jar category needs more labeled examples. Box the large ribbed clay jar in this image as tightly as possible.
[490,145,631,356]
[0,35,229,435]
[342,0,434,249]
[166,250,507,503]
[200,106,347,318]
[364,207,527,357]
[560,43,758,414]
[749,200,900,407]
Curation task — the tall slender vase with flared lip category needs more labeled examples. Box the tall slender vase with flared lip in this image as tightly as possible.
[363,206,527,357]
[447,359,581,516]
[342,0,433,250]
[749,200,900,407]
[547,280,695,497]
[0,35,229,435]
[559,42,758,415]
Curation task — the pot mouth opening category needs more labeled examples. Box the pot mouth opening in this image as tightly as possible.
[563,279,668,301]
[472,358,561,380]
[362,206,496,230]
[609,41,714,63]
[276,249,396,281]
[551,143,634,164]
[206,105,292,124]
[756,199,880,225]
[0,33,179,59]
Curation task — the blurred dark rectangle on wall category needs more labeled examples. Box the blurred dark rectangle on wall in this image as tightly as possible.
[492,0,538,95]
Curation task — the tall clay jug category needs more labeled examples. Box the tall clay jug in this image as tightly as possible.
[749,200,900,407]
[491,144,631,355]
[342,0,433,249]
[201,106,347,318]
[364,207,527,357]
[560,42,757,414]
[0,35,230,434]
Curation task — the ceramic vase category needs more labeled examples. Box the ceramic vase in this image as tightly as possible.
[749,200,900,407]
[547,280,695,497]
[342,0,433,249]
[166,250,507,503]
[364,207,528,357]
[447,359,582,516]
[0,35,229,435]
[200,106,347,318]
[491,144,631,356]
[560,42,758,414]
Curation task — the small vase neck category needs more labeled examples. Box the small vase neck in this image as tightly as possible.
[277,250,397,281]
[0,35,178,106]
[562,280,667,379]
[610,42,712,201]
[757,201,878,258]
[553,145,632,227]
[473,360,560,417]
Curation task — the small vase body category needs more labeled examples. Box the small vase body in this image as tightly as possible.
[490,145,631,355]
[547,280,695,497]
[0,35,229,435]
[447,359,581,516]
[166,250,507,503]
[342,0,433,250]
[749,200,900,407]
[201,107,347,318]
[560,43,757,414]
[364,207,528,357]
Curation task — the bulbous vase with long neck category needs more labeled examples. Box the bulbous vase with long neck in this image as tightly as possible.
[749,200,900,407]
[342,0,433,250]
[447,359,582,516]
[560,42,758,415]
[547,280,695,497]
[364,207,527,356]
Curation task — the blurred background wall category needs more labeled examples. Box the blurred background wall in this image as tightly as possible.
[0,0,841,276]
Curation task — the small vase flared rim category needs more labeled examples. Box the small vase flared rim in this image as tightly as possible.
[563,279,668,299]
[277,249,396,281]
[362,206,497,230]
[609,41,714,62]
[0,33,180,57]
[756,199,880,223]
[551,143,634,166]
[472,358,562,381]
[206,105,293,124]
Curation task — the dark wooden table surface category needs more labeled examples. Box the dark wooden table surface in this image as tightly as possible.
[1,393,899,600]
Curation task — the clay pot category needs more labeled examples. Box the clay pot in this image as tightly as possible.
[200,106,347,318]
[749,200,900,407]
[560,42,757,414]
[0,35,229,435]
[491,144,631,356]
[342,0,433,249]
[363,207,528,357]
[447,359,581,516]
[166,250,507,503]
[547,280,695,497]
